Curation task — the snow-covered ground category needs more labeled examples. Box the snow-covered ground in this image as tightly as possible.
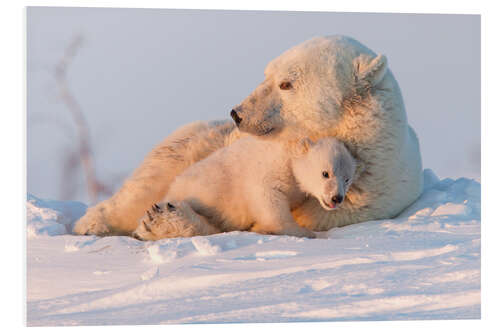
[26,169,480,326]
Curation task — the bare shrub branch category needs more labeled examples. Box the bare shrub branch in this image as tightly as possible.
[53,35,114,204]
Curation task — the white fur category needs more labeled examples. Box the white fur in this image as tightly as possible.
[232,35,423,230]
[132,137,355,240]
[73,35,423,236]
[73,120,237,235]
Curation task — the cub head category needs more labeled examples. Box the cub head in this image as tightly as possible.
[292,137,356,211]
[230,35,388,137]
[132,201,199,241]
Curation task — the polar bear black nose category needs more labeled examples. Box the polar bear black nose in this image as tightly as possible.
[230,109,243,125]
[332,195,344,204]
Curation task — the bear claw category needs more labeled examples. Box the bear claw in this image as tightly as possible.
[151,203,162,214]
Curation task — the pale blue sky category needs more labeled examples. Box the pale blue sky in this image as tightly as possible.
[27,7,480,204]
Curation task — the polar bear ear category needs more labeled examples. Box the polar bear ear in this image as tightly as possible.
[299,137,313,153]
[355,54,388,90]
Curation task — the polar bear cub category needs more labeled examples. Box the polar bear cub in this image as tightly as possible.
[132,136,356,241]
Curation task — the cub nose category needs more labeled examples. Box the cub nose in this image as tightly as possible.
[332,195,344,205]
[230,109,243,126]
[131,232,142,241]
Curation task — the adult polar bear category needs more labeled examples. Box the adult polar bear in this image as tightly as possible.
[73,35,423,236]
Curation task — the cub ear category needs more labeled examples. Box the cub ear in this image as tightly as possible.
[355,54,388,90]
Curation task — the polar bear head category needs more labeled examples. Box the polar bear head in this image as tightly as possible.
[292,137,356,211]
[230,35,388,137]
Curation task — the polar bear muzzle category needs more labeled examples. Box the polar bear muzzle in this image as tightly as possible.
[230,79,285,136]
[230,109,243,125]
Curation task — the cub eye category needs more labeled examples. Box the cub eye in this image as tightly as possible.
[279,81,293,90]
[322,171,329,179]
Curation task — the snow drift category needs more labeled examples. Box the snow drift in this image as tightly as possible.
[26,169,480,326]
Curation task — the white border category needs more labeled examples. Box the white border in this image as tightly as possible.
[2,0,498,332]
[6,0,488,13]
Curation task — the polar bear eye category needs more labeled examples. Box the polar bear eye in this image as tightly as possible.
[279,81,293,90]
[322,171,330,179]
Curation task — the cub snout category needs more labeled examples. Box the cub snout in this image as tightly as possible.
[332,195,344,205]
[321,193,345,211]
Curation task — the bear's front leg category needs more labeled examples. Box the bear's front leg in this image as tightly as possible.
[250,195,316,238]
[132,201,221,241]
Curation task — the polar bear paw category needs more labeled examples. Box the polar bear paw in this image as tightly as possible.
[132,202,199,241]
[73,208,111,236]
